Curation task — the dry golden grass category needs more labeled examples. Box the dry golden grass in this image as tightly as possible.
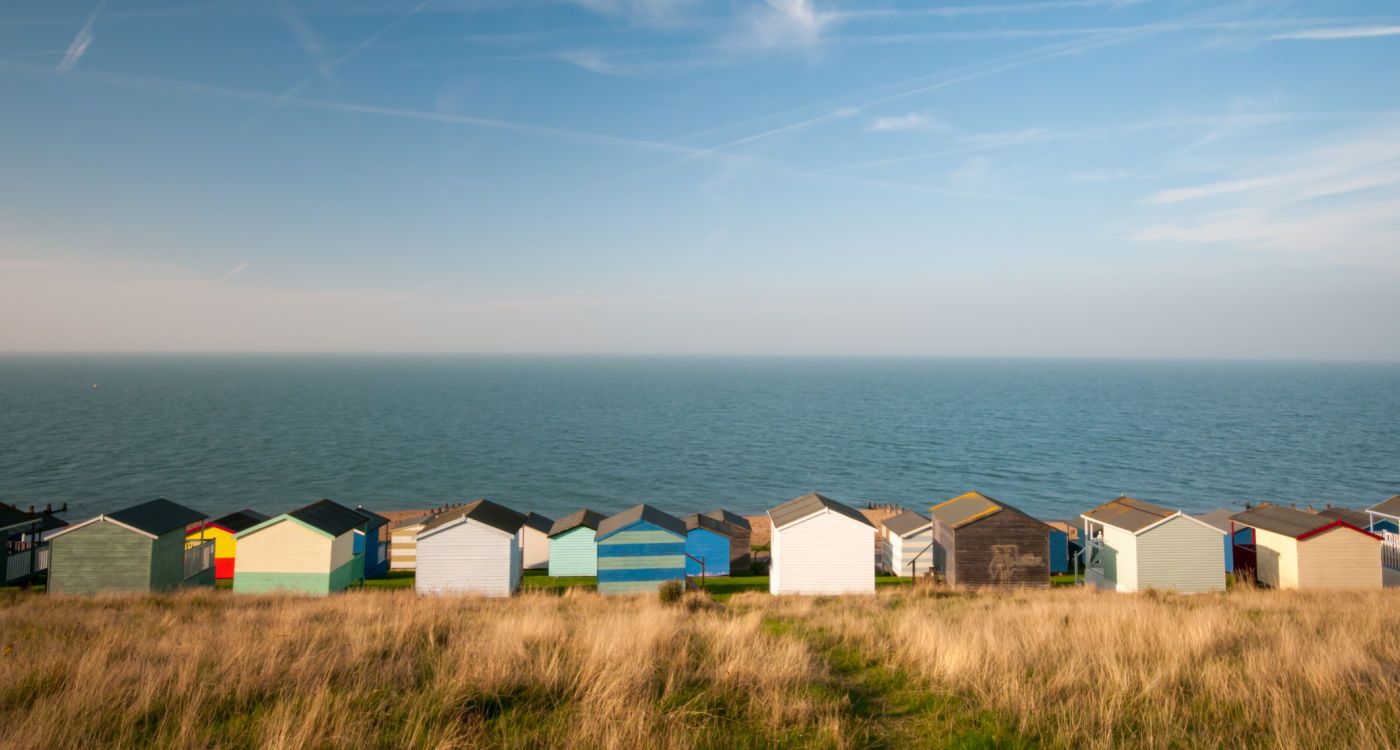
[1,586,1397,749]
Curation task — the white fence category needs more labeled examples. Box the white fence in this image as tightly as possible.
[4,544,48,583]
[1383,532,1399,571]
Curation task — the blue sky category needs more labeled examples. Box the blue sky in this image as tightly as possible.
[2,0,1399,358]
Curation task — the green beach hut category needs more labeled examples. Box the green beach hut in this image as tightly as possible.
[46,498,215,595]
[548,508,605,577]
[233,499,369,595]
[595,504,687,595]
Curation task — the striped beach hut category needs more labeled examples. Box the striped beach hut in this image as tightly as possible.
[389,515,430,571]
[234,499,368,595]
[186,509,268,579]
[47,498,215,594]
[769,493,876,595]
[681,513,743,577]
[702,509,753,571]
[415,499,527,597]
[595,504,687,595]
[353,507,390,579]
[521,512,553,571]
[1230,505,1381,590]
[881,510,934,577]
[1081,497,1225,593]
[930,492,1051,589]
[548,509,605,577]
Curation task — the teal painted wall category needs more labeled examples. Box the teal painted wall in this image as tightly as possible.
[596,521,685,595]
[48,521,152,595]
[233,556,359,596]
[549,527,597,577]
[150,531,186,591]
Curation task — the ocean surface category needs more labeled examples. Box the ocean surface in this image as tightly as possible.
[1,355,1398,524]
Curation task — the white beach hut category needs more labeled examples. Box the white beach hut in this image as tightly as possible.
[520,512,553,571]
[1081,496,1225,594]
[881,509,934,577]
[768,492,876,595]
[415,499,527,597]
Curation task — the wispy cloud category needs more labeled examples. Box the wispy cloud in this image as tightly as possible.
[222,261,252,280]
[1069,168,1136,183]
[277,2,335,83]
[56,0,105,73]
[1144,177,1279,204]
[740,0,838,51]
[1270,25,1400,41]
[867,113,948,132]
[566,0,700,28]
[277,0,435,103]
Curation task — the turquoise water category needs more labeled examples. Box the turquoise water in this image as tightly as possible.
[1,355,1397,522]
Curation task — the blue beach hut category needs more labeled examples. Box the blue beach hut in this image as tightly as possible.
[681,513,741,577]
[595,504,687,595]
[353,507,390,579]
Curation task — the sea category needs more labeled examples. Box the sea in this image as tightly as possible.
[1,355,1397,524]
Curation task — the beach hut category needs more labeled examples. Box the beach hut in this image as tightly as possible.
[1044,521,1081,575]
[47,498,215,594]
[681,513,742,577]
[1367,495,1400,534]
[1192,508,1248,573]
[415,499,527,597]
[548,509,605,577]
[233,499,368,595]
[1080,497,1225,593]
[389,515,430,571]
[1,503,44,585]
[353,507,390,579]
[929,492,1050,589]
[521,512,553,570]
[769,492,875,595]
[595,504,687,595]
[881,510,934,577]
[703,509,753,570]
[185,509,268,580]
[1230,505,1381,590]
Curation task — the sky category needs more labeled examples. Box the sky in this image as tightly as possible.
[1,0,1399,359]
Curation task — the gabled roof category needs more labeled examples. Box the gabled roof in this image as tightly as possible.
[0,502,39,533]
[1317,507,1369,528]
[1192,509,1235,534]
[703,509,751,532]
[390,514,431,531]
[596,504,686,540]
[522,512,554,534]
[205,509,269,534]
[1231,504,1379,540]
[682,512,742,538]
[769,493,873,530]
[882,509,932,537]
[929,492,1002,530]
[108,498,208,537]
[286,499,366,537]
[353,507,389,530]
[549,508,606,537]
[420,498,527,537]
[1368,495,1400,519]
[1081,496,1176,533]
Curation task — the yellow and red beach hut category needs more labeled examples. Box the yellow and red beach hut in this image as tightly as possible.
[186,509,269,579]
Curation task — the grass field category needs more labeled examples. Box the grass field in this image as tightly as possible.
[2,585,1397,749]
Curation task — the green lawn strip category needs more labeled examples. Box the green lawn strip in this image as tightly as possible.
[362,570,416,589]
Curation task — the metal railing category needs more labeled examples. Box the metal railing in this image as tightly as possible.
[183,539,215,579]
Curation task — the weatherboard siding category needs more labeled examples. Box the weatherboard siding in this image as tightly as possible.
[48,521,153,595]
[1297,528,1381,590]
[770,511,874,595]
[149,531,188,591]
[189,527,238,579]
[549,527,598,577]
[596,521,685,595]
[521,526,549,570]
[416,520,517,597]
[940,510,1049,589]
[1135,517,1225,594]
[236,520,331,574]
[1253,528,1299,590]
[889,529,933,576]
[686,529,730,576]
[390,526,421,570]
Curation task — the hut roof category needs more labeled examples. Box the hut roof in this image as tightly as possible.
[108,498,208,537]
[682,512,742,537]
[208,509,269,534]
[769,493,873,530]
[1192,508,1235,534]
[1081,496,1177,533]
[1317,507,1370,528]
[1044,520,1081,541]
[703,509,751,531]
[287,499,367,537]
[522,512,554,534]
[0,502,39,532]
[597,504,685,540]
[1368,495,1400,519]
[1231,504,1377,540]
[353,507,390,530]
[929,492,1002,530]
[390,514,431,531]
[420,499,527,536]
[882,509,932,537]
[549,508,606,536]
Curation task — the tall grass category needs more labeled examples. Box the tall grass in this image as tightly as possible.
[1,586,1397,748]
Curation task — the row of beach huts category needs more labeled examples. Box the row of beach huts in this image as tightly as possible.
[3,492,1398,596]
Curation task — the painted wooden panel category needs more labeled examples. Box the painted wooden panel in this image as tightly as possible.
[1297,528,1381,590]
[548,527,597,577]
[1136,517,1225,594]
[729,531,752,572]
[1253,528,1298,589]
[416,520,517,597]
[770,511,874,595]
[944,509,1049,589]
[890,529,934,577]
[521,527,549,570]
[390,526,421,570]
[686,528,731,576]
[149,531,188,591]
[48,521,152,595]
[236,520,332,574]
[1097,525,1137,591]
[1048,530,1068,574]
[597,521,685,595]
[189,527,237,579]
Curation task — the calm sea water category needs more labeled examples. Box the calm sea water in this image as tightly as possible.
[1,355,1397,523]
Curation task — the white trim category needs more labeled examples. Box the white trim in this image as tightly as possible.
[44,515,158,541]
[887,522,933,539]
[416,515,515,542]
[1081,510,1223,537]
